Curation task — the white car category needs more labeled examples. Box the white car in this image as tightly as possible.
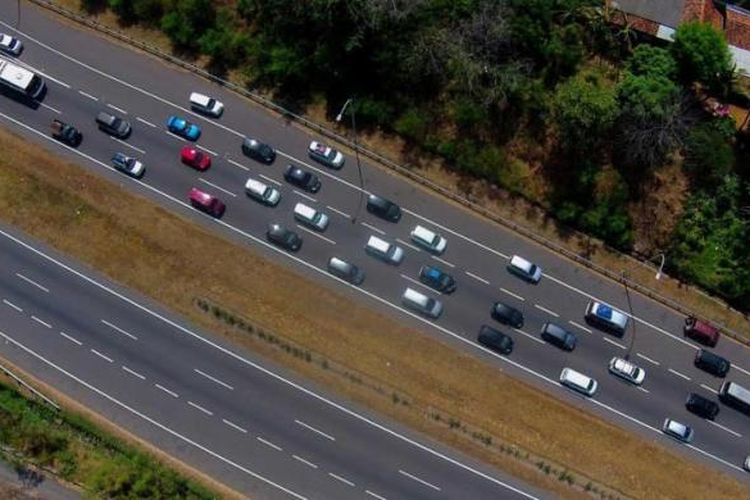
[189,92,224,117]
[410,225,447,255]
[662,418,694,443]
[0,34,22,56]
[507,254,542,283]
[308,141,344,169]
[743,455,750,472]
[608,357,645,385]
[365,235,404,265]
[244,177,281,206]
[293,202,329,231]
[559,367,598,396]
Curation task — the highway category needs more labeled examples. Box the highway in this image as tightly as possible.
[0,223,545,500]
[1,0,750,484]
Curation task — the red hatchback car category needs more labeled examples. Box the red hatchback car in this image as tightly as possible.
[180,145,211,171]
[188,187,225,218]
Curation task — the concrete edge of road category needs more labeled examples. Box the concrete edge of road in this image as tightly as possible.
[24,0,750,343]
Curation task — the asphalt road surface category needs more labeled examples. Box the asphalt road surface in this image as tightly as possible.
[0,0,749,485]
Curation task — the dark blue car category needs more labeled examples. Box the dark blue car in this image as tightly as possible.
[418,265,457,293]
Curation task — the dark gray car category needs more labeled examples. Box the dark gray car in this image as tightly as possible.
[540,322,577,351]
[327,257,365,285]
[96,111,131,139]
[490,302,523,328]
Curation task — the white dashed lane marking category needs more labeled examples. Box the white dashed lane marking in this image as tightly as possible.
[668,368,691,381]
[15,273,49,292]
[398,469,441,491]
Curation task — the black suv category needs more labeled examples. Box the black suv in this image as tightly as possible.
[284,165,321,193]
[686,393,720,420]
[242,137,276,164]
[366,194,401,222]
[418,265,456,293]
[266,224,302,252]
[477,325,514,355]
[490,302,523,329]
[694,349,730,377]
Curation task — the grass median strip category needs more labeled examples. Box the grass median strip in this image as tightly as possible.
[0,127,747,498]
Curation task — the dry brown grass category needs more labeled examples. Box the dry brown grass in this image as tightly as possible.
[0,123,747,499]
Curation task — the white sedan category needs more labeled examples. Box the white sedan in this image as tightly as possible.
[0,33,22,56]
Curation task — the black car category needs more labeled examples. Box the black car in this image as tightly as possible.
[366,194,401,222]
[242,137,276,164]
[540,322,577,351]
[694,349,730,377]
[284,165,321,193]
[418,265,456,293]
[266,223,302,251]
[686,393,720,420]
[490,302,524,329]
[477,325,514,355]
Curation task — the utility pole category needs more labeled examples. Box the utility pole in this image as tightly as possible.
[336,98,365,224]
[621,270,637,360]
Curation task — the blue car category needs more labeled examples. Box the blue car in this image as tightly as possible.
[418,265,457,293]
[166,116,201,141]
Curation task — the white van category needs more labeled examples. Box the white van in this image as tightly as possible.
[365,235,404,265]
[244,177,281,206]
[293,202,329,231]
[559,368,598,396]
[585,301,629,337]
[410,225,447,254]
[189,92,224,117]
[401,287,443,318]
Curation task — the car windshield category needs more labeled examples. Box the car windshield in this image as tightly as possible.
[125,158,135,168]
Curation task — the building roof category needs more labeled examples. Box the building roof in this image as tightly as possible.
[612,0,687,27]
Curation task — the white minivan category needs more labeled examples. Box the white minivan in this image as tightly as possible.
[244,177,281,206]
[365,235,404,265]
[401,287,443,319]
[189,92,224,117]
[559,367,598,396]
[293,202,329,231]
[410,225,447,255]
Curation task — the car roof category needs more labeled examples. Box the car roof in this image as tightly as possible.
[189,188,213,204]
[189,92,211,105]
[367,235,391,252]
[510,255,533,272]
[245,177,268,193]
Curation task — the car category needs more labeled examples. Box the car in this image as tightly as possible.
[241,137,276,164]
[401,287,443,319]
[694,349,730,378]
[308,140,344,169]
[0,33,23,56]
[477,325,514,355]
[96,111,131,139]
[180,145,211,171]
[189,92,223,117]
[491,302,523,329]
[540,322,577,351]
[293,203,329,231]
[662,418,694,443]
[244,177,281,206]
[559,368,598,396]
[327,257,365,285]
[685,393,720,420]
[284,165,321,193]
[111,152,145,178]
[364,235,404,265]
[507,255,542,283]
[418,265,456,293]
[366,194,401,222]
[744,455,750,472]
[188,188,225,218]
[608,357,645,385]
[166,116,201,141]
[50,119,82,147]
[585,300,629,337]
[684,316,720,347]
[266,224,302,251]
[410,225,447,255]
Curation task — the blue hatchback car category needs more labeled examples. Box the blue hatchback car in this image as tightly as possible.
[166,116,201,141]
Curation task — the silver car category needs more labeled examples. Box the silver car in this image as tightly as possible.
[0,34,22,56]
[662,418,694,443]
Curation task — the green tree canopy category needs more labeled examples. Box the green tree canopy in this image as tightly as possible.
[626,44,677,80]
[671,21,734,94]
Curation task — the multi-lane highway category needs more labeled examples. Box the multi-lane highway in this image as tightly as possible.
[1,0,750,485]
[0,223,545,500]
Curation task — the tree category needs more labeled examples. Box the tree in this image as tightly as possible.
[671,22,734,94]
[552,71,617,158]
[683,120,735,187]
[160,0,215,51]
[626,44,676,80]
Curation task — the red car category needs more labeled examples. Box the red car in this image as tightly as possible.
[180,145,211,171]
[188,187,225,218]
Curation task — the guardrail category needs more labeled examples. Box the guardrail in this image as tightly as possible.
[0,360,59,410]
[26,0,750,344]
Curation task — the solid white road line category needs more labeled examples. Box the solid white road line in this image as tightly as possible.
[732,364,750,378]
[106,103,128,115]
[512,328,545,345]
[568,321,591,334]
[15,273,49,292]
[396,238,421,252]
[327,205,351,219]
[122,365,146,380]
[222,418,248,434]
[328,472,355,487]
[198,178,237,197]
[90,349,113,363]
[40,103,61,114]
[292,455,318,469]
[226,157,250,171]
[165,131,185,142]
[78,90,99,101]
[499,287,525,302]
[707,420,742,438]
[637,387,649,394]
[398,469,441,491]
[636,353,660,366]
[110,136,145,154]
[2,299,23,313]
[293,190,317,203]
[0,326,306,499]
[259,173,282,186]
[366,490,388,500]
[136,116,156,128]
[197,145,218,156]
[533,304,559,318]
[154,383,179,398]
[400,274,441,295]
[700,384,718,394]
[256,436,282,451]
[31,316,51,329]
[295,419,336,441]
[431,256,455,268]
[59,331,82,346]
[668,368,691,381]
[464,271,490,285]
[194,368,234,390]
[188,401,213,416]
[101,319,138,340]
[360,222,385,235]
[295,225,336,245]
[602,337,626,350]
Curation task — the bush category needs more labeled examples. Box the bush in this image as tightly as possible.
[394,109,428,143]
[627,45,677,80]
[671,22,734,94]
[683,121,734,187]
[160,0,216,51]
